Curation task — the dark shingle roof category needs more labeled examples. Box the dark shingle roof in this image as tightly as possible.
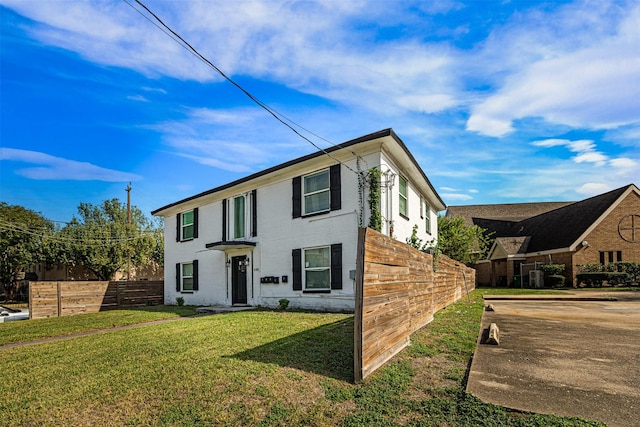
[449,184,637,254]
[446,202,573,226]
[514,185,633,252]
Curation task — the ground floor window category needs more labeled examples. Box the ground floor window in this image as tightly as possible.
[304,246,331,290]
[176,260,199,292]
[292,243,342,292]
[599,251,622,264]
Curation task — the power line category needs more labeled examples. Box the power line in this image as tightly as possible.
[123,0,364,176]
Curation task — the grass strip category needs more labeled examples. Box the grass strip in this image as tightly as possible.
[0,305,197,346]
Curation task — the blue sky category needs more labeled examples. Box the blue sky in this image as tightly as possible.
[1,0,638,223]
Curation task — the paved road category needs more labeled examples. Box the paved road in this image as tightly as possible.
[466,291,640,427]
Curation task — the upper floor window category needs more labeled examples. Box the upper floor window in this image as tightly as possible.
[292,164,341,219]
[223,190,257,241]
[176,208,198,242]
[425,202,432,235]
[304,169,331,215]
[234,195,246,239]
[399,176,408,218]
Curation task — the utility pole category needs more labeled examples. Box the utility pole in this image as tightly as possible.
[125,182,132,280]
[126,182,132,224]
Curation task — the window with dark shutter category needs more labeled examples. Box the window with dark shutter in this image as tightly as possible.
[330,164,341,211]
[292,248,302,290]
[176,213,181,242]
[330,243,343,290]
[175,263,181,292]
[292,176,302,218]
[193,208,199,239]
[222,199,227,241]
[192,259,199,291]
[251,189,258,237]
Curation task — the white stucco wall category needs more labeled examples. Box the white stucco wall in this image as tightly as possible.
[159,135,440,311]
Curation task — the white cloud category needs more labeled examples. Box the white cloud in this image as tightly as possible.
[532,138,609,166]
[441,193,473,201]
[467,1,640,137]
[576,182,612,196]
[127,94,149,102]
[0,148,141,182]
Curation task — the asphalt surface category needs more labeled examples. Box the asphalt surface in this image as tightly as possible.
[466,291,640,427]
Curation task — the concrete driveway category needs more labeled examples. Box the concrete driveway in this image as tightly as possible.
[466,291,640,427]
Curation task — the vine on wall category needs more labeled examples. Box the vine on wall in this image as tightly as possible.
[367,167,382,232]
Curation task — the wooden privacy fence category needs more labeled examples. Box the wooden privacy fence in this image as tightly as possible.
[29,280,164,319]
[354,227,475,382]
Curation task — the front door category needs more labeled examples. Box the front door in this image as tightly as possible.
[231,255,248,305]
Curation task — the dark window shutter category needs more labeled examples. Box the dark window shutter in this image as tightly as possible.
[599,251,605,265]
[176,213,181,242]
[193,260,199,291]
[176,263,181,292]
[222,199,227,241]
[330,164,341,211]
[292,248,302,290]
[331,243,343,290]
[292,176,302,218]
[193,208,199,239]
[251,189,258,237]
[617,251,622,262]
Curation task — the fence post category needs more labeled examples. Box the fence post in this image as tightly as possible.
[57,281,62,317]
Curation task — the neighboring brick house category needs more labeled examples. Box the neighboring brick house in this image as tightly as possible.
[446,184,640,287]
[152,129,445,310]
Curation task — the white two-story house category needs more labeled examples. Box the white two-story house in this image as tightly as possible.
[152,129,445,311]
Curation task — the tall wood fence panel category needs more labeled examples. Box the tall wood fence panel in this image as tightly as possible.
[29,281,164,319]
[355,227,475,382]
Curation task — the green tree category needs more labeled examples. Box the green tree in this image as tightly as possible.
[57,199,163,280]
[0,203,55,300]
[436,215,492,265]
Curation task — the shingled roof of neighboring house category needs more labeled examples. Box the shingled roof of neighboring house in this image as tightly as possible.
[448,184,638,256]
[446,202,573,226]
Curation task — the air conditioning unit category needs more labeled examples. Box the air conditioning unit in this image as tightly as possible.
[529,270,544,288]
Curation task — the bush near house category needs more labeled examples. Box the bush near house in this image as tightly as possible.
[539,264,566,288]
[577,262,640,287]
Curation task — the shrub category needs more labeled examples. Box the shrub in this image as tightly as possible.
[278,299,290,310]
[577,262,640,287]
[176,297,185,306]
[546,275,566,288]
[539,264,565,276]
[576,272,629,287]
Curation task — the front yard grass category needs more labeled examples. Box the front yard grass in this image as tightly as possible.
[0,305,197,346]
[0,289,603,426]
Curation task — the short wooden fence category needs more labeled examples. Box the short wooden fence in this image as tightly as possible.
[29,280,164,319]
[354,227,475,381]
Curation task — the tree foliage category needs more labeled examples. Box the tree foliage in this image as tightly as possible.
[0,202,55,299]
[56,199,163,280]
[436,216,492,265]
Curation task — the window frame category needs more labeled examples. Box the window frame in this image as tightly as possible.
[181,209,195,241]
[303,245,331,291]
[233,195,246,239]
[181,262,194,291]
[425,202,432,235]
[399,176,408,218]
[303,169,331,216]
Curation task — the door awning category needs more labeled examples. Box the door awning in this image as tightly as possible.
[205,241,257,251]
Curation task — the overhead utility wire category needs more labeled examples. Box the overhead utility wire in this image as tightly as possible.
[124,0,362,175]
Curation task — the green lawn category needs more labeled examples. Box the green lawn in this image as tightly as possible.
[0,289,603,426]
[0,305,197,346]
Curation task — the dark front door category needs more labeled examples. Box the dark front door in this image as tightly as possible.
[231,255,248,305]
